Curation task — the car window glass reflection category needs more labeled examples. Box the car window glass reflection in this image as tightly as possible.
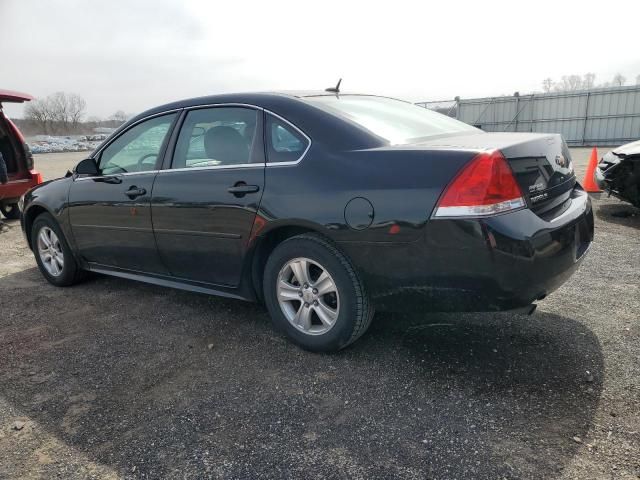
[99,114,176,175]
[172,107,258,169]
[266,115,309,163]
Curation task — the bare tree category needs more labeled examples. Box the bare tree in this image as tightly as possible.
[542,78,554,93]
[612,73,626,86]
[23,92,87,134]
[109,110,128,123]
[635,74,640,85]
[48,92,69,124]
[583,72,596,89]
[68,93,87,129]
[24,98,53,133]
[559,75,583,91]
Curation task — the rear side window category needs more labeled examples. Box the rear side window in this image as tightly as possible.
[172,107,258,169]
[266,114,309,164]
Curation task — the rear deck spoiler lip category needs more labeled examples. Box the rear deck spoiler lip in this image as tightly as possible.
[0,89,33,104]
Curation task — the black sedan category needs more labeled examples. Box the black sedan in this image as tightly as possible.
[21,92,594,351]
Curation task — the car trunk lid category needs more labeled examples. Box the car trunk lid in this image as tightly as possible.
[0,91,34,183]
[413,132,576,217]
[0,89,33,105]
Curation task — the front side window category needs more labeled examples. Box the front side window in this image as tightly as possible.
[266,114,309,163]
[172,107,258,169]
[99,113,176,175]
[305,95,479,145]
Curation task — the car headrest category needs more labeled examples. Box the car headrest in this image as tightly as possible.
[204,126,249,165]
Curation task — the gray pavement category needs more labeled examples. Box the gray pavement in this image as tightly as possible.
[0,148,637,479]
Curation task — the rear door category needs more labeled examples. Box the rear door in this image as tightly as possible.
[68,112,178,272]
[151,106,265,287]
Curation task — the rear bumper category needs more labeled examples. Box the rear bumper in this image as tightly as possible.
[340,186,594,312]
[0,170,41,205]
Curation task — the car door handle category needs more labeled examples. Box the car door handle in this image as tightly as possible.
[227,183,260,197]
[125,186,147,199]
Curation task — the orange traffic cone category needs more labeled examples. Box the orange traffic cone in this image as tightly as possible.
[582,147,602,193]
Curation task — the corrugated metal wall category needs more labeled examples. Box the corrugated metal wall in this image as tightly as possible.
[417,86,640,146]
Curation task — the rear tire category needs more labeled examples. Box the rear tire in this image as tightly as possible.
[263,233,374,352]
[1,203,20,220]
[31,213,85,287]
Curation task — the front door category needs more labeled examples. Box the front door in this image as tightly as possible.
[151,106,264,287]
[68,113,177,273]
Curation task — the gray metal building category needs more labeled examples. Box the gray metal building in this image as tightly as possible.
[417,85,640,146]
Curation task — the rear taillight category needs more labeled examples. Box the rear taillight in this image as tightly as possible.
[31,170,43,185]
[433,150,525,218]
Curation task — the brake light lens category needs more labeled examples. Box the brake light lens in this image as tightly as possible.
[433,150,525,218]
[30,170,43,185]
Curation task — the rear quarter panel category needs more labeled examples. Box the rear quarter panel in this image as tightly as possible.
[259,146,477,243]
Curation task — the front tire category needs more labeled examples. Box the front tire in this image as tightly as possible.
[0,203,20,220]
[31,213,85,287]
[263,233,374,352]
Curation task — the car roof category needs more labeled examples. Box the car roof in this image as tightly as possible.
[131,91,402,121]
[115,91,389,155]
[273,90,381,98]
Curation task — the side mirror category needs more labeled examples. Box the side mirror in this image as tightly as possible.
[74,158,99,176]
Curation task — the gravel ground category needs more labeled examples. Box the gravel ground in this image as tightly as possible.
[0,149,638,479]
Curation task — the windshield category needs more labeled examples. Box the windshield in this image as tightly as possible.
[305,95,479,144]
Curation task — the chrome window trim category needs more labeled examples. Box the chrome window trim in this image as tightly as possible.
[181,103,312,166]
[74,170,160,182]
[183,102,264,111]
[158,163,262,174]
[264,110,312,167]
[85,103,312,177]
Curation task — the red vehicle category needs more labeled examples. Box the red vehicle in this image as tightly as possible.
[0,89,42,219]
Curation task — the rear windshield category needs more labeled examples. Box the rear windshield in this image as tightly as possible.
[305,95,479,144]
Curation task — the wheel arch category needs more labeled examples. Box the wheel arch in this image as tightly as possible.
[23,204,55,249]
[250,222,331,303]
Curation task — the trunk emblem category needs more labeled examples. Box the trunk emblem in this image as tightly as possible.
[530,192,548,203]
[529,182,545,193]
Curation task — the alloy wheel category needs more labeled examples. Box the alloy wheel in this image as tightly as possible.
[37,226,64,277]
[277,257,340,335]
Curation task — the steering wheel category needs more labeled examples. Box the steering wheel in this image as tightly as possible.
[137,153,158,170]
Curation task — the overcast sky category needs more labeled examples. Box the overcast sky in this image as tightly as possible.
[2,0,639,119]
